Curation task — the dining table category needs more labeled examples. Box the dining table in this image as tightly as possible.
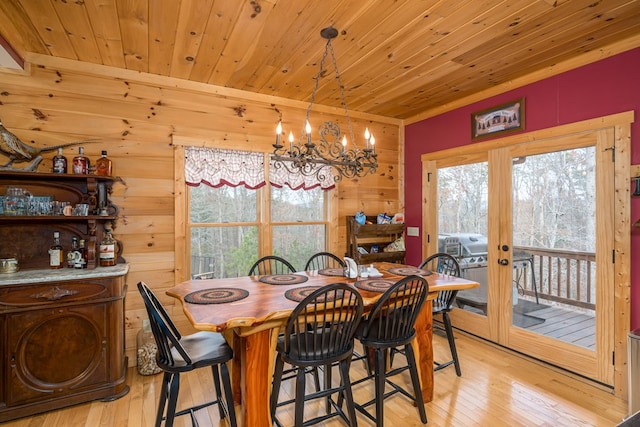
[166,261,479,427]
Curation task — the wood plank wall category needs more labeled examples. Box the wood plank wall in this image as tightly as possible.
[0,56,403,365]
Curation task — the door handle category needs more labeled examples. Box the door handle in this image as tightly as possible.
[498,258,509,266]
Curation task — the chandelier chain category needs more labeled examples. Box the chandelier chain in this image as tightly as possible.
[327,39,356,149]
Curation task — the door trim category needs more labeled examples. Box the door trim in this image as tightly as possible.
[420,111,633,398]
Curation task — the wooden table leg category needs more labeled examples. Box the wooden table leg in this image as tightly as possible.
[240,328,274,427]
[226,330,242,405]
[414,300,434,402]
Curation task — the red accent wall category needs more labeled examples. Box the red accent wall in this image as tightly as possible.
[405,47,640,328]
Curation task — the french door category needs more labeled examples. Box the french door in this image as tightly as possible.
[422,127,617,385]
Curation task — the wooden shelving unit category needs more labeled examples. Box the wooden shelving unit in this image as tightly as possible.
[0,171,119,269]
[346,215,405,265]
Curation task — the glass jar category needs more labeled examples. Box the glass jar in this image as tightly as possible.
[136,319,162,375]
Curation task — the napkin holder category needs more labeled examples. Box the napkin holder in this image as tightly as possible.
[344,257,358,278]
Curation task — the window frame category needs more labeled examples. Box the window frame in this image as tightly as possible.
[174,145,338,281]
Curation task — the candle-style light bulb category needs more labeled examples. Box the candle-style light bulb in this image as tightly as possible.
[341,135,347,154]
[364,127,371,149]
[305,121,312,144]
[276,121,282,146]
[289,131,294,152]
[370,135,375,153]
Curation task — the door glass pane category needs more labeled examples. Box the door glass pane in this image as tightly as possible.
[190,226,258,278]
[511,147,596,350]
[437,162,489,317]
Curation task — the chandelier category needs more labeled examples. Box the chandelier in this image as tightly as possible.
[272,26,378,183]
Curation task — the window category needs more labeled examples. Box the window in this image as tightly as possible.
[189,184,258,279]
[185,147,331,279]
[271,185,326,270]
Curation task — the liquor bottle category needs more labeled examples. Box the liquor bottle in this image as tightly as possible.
[95,150,113,176]
[49,231,64,269]
[99,229,117,267]
[67,236,79,268]
[52,147,68,174]
[75,239,87,269]
[72,146,90,174]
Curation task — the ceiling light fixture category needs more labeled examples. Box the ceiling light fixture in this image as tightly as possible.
[272,26,377,182]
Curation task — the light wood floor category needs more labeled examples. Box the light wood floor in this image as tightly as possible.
[2,332,628,427]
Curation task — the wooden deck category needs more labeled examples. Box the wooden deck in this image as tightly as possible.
[457,297,597,350]
[515,299,596,350]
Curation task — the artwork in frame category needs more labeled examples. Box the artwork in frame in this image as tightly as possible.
[472,98,524,140]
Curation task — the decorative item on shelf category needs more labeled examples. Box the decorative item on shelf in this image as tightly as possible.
[633,177,640,197]
[52,147,67,173]
[99,229,117,267]
[67,236,80,268]
[72,146,90,174]
[48,231,64,269]
[95,150,113,176]
[272,26,377,183]
[0,117,97,172]
[75,239,87,269]
[0,258,19,274]
[3,186,32,216]
[377,213,392,224]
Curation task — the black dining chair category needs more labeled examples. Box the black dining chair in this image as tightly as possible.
[137,282,237,427]
[304,251,346,271]
[271,283,364,427]
[351,275,429,426]
[248,255,296,275]
[420,252,463,376]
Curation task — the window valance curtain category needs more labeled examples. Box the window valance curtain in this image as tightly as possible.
[185,146,336,190]
[185,147,266,189]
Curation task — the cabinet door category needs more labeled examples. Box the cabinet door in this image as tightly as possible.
[6,304,108,406]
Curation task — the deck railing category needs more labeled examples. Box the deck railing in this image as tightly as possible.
[515,246,596,310]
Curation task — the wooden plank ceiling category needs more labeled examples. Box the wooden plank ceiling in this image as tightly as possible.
[1,0,639,120]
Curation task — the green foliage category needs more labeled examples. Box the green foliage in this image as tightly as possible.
[224,227,259,276]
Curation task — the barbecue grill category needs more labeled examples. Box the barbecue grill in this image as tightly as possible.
[437,233,537,314]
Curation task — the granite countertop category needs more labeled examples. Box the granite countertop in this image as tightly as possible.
[0,264,129,286]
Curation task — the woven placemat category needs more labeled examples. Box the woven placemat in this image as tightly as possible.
[354,278,396,293]
[317,268,345,277]
[259,274,309,285]
[284,286,344,303]
[184,288,249,304]
[387,267,432,276]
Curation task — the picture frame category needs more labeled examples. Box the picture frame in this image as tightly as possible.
[472,98,524,140]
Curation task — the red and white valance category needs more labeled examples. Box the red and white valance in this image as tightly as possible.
[185,147,336,190]
[185,147,266,189]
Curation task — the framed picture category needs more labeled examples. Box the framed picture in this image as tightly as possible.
[472,98,524,140]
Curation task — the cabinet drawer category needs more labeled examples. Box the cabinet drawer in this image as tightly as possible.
[0,280,116,309]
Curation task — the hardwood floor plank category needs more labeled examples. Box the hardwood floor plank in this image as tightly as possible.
[0,333,627,427]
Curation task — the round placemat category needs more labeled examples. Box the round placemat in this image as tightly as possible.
[184,288,249,304]
[354,278,397,293]
[284,286,344,303]
[388,267,432,276]
[317,268,345,277]
[259,274,309,285]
